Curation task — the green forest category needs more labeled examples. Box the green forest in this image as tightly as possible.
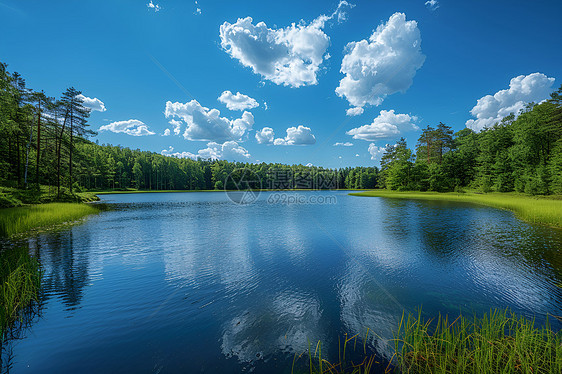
[1,61,561,200]
[379,89,562,194]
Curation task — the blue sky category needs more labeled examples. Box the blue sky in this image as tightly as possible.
[1,0,561,168]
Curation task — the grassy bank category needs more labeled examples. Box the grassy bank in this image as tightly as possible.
[0,186,99,208]
[296,309,562,373]
[393,309,562,373]
[0,203,100,237]
[0,246,41,338]
[349,190,562,228]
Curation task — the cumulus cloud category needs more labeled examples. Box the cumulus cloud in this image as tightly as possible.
[219,1,353,88]
[425,0,439,11]
[161,141,251,161]
[161,146,197,159]
[218,90,259,111]
[368,143,385,161]
[99,119,155,136]
[165,100,254,142]
[333,142,353,146]
[466,73,555,132]
[169,119,182,135]
[147,1,161,12]
[274,125,316,145]
[346,110,418,141]
[76,94,106,112]
[346,107,364,116]
[255,127,275,144]
[163,128,171,136]
[336,12,425,113]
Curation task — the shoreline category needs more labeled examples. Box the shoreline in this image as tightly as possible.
[0,203,101,238]
[349,189,562,228]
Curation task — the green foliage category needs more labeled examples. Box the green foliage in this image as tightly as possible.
[0,246,41,338]
[2,59,561,199]
[214,180,224,190]
[394,309,562,374]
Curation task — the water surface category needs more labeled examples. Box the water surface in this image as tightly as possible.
[3,191,562,373]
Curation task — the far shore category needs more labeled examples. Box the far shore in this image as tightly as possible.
[349,189,562,228]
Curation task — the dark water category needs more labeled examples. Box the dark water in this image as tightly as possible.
[2,191,562,373]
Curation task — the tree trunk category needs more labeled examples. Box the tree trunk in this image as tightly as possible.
[36,100,41,186]
[69,109,73,193]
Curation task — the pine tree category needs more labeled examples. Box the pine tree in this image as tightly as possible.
[59,87,91,194]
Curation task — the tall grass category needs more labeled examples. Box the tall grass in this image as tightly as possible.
[393,309,562,373]
[292,332,377,374]
[350,190,562,228]
[0,247,41,338]
[0,203,99,237]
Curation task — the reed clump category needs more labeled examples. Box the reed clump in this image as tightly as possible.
[293,332,377,374]
[393,309,562,373]
[0,247,41,338]
[0,203,99,237]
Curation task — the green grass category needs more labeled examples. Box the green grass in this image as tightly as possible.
[349,190,562,228]
[292,333,377,374]
[0,186,100,208]
[0,203,100,237]
[296,309,562,373]
[0,246,41,338]
[393,309,562,373]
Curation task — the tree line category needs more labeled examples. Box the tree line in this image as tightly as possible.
[1,62,92,195]
[2,61,560,196]
[0,62,378,194]
[379,87,562,194]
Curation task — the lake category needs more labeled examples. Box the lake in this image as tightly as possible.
[3,191,562,373]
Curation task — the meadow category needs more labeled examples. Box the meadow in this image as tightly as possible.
[350,190,562,228]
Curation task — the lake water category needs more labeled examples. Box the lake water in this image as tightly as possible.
[3,191,562,373]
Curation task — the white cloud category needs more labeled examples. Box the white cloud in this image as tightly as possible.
[76,94,106,112]
[169,119,182,135]
[306,163,313,167]
[99,119,155,136]
[336,12,425,112]
[147,1,161,12]
[425,0,439,11]
[195,1,201,15]
[346,110,418,141]
[346,107,364,116]
[466,73,555,132]
[264,102,269,110]
[199,141,251,160]
[161,141,251,161]
[161,146,197,159]
[255,127,275,144]
[355,154,360,157]
[333,142,353,147]
[368,143,385,162]
[274,125,316,145]
[218,90,259,111]
[165,100,254,142]
[163,128,171,136]
[219,1,353,88]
